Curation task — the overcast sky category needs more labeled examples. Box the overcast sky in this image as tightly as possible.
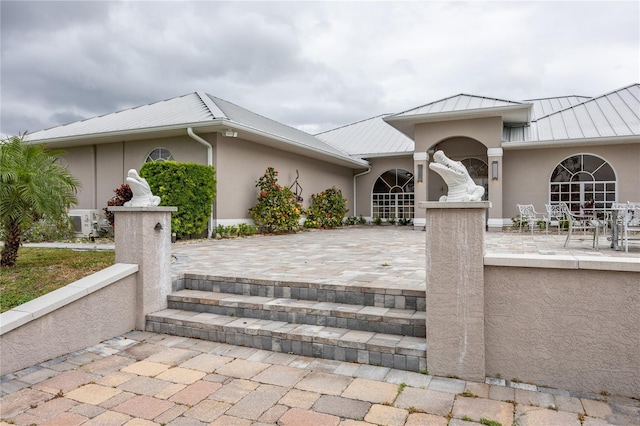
[1,1,638,138]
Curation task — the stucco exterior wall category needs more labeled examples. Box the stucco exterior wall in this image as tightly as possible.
[503,143,640,220]
[354,156,413,219]
[62,145,96,209]
[215,136,355,222]
[484,266,640,397]
[64,135,211,210]
[0,270,137,375]
[414,117,503,152]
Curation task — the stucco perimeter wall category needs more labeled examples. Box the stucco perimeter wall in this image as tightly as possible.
[503,143,640,220]
[216,137,355,221]
[0,264,138,376]
[484,262,639,397]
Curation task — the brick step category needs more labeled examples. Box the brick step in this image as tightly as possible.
[146,309,427,372]
[167,289,426,338]
[175,275,426,311]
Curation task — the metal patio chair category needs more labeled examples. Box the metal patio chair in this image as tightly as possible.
[517,204,543,235]
[561,203,604,250]
[544,203,565,235]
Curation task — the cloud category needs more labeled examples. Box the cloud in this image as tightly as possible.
[1,1,638,137]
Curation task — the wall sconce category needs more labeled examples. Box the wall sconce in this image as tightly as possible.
[417,164,423,183]
[223,129,238,137]
[492,161,499,181]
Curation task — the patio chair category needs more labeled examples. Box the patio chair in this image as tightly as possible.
[561,203,603,250]
[544,203,565,234]
[619,202,640,253]
[517,204,543,235]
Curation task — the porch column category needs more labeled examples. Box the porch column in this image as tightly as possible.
[420,201,490,381]
[487,148,503,232]
[110,206,177,330]
[413,151,428,230]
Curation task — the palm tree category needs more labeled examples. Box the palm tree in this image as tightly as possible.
[0,134,80,267]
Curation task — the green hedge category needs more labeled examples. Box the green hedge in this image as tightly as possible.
[140,161,216,238]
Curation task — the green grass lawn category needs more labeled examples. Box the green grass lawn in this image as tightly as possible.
[0,248,115,313]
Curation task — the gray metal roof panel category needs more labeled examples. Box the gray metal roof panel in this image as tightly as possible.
[207,95,356,160]
[524,96,591,121]
[27,93,216,141]
[504,84,639,142]
[316,114,414,156]
[392,93,528,118]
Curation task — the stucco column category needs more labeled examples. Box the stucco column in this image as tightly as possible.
[110,206,177,330]
[413,152,428,229]
[420,201,490,381]
[487,148,503,232]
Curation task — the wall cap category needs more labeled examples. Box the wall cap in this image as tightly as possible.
[485,253,640,272]
[420,201,491,209]
[0,263,139,335]
[109,206,178,212]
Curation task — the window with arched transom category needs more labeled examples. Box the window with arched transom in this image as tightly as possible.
[549,154,616,214]
[372,169,415,219]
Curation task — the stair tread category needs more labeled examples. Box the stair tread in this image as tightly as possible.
[169,289,425,321]
[148,308,426,354]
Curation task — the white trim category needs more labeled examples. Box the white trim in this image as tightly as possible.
[413,152,428,161]
[215,218,255,227]
[487,148,503,157]
[502,135,639,150]
[487,218,508,229]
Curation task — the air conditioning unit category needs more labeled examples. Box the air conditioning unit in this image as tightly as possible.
[68,209,101,238]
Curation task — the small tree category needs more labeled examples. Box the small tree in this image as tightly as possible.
[0,134,80,266]
[249,167,301,233]
[304,187,348,228]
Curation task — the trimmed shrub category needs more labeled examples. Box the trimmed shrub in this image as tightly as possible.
[304,187,348,229]
[140,161,216,238]
[248,167,302,233]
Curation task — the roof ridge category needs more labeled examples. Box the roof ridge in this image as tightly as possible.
[315,113,393,135]
[389,93,528,117]
[196,92,227,119]
[532,83,640,122]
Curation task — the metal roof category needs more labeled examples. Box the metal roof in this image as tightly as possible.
[26,92,366,168]
[26,93,218,140]
[316,114,414,157]
[206,95,356,161]
[390,93,531,122]
[525,96,592,121]
[504,84,640,143]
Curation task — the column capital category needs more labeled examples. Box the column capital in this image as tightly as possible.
[413,152,428,161]
[487,148,503,157]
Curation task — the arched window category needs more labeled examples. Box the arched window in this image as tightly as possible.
[549,154,616,213]
[372,169,414,219]
[145,148,174,163]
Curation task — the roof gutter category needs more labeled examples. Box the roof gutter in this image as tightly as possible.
[187,127,214,238]
[502,135,639,150]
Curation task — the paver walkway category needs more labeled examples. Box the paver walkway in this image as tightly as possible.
[2,331,638,425]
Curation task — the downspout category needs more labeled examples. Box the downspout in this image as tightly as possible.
[353,167,371,217]
[187,127,214,238]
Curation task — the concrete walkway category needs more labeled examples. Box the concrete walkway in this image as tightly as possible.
[2,227,639,425]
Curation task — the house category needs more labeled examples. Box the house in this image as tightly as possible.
[26,84,640,232]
